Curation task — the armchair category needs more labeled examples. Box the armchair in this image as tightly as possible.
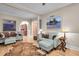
[16,34,23,41]
[37,32,61,52]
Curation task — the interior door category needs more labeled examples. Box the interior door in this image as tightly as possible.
[32,20,38,36]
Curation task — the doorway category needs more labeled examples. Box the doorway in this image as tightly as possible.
[20,21,29,36]
[32,20,38,38]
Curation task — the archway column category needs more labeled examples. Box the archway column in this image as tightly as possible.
[27,19,33,40]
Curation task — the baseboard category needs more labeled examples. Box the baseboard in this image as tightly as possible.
[67,45,79,51]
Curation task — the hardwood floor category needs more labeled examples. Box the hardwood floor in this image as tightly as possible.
[0,40,79,56]
[47,49,79,56]
[0,44,12,56]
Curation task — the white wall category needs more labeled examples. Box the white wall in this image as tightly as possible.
[41,4,79,33]
[41,4,79,51]
[66,33,79,51]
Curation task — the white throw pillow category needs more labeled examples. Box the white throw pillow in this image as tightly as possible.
[55,33,64,39]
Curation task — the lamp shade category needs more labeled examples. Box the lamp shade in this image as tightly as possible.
[38,29,43,34]
[61,28,70,33]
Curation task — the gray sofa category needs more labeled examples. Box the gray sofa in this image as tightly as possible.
[37,32,61,52]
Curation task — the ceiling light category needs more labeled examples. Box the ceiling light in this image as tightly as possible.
[42,3,46,6]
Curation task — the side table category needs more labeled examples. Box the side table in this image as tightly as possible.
[33,36,37,40]
[59,37,67,52]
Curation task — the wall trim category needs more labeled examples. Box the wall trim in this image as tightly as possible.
[67,45,79,51]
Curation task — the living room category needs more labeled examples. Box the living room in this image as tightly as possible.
[0,3,79,56]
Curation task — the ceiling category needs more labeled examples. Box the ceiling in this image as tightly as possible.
[0,3,71,20]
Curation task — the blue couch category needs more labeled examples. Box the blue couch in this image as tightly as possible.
[0,38,5,43]
[4,34,23,45]
[16,34,23,41]
[38,33,61,52]
[4,37,16,45]
[0,33,23,45]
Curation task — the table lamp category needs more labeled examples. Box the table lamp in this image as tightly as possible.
[61,28,70,40]
[38,29,43,34]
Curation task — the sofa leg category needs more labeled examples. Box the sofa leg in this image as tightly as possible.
[46,51,49,54]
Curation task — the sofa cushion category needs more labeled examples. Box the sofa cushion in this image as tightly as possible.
[42,33,49,39]
[39,39,54,48]
[10,32,16,37]
[49,32,58,39]
[54,38,61,48]
[3,32,10,38]
[0,33,3,38]
[38,38,47,41]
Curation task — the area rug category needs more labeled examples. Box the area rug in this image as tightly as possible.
[4,42,45,56]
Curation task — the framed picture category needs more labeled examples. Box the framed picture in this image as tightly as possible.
[3,20,16,31]
[47,16,61,29]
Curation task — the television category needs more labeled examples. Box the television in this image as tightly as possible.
[3,20,16,31]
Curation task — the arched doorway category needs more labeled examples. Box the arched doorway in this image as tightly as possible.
[20,21,29,36]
